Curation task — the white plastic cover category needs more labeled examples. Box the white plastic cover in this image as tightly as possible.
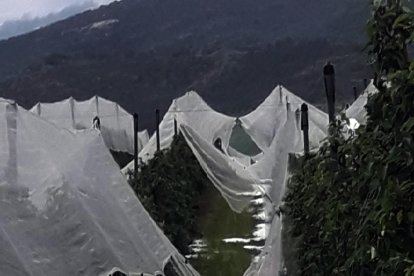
[136,92,236,163]
[241,88,327,276]
[0,99,198,276]
[125,86,327,211]
[346,81,378,124]
[123,85,328,275]
[30,96,149,154]
[240,86,328,152]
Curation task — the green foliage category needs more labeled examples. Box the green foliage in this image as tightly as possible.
[284,1,414,275]
[129,134,207,255]
[367,0,414,76]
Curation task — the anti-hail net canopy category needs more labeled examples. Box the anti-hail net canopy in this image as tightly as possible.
[123,85,329,275]
[0,99,197,276]
[346,81,378,125]
[125,86,328,211]
[30,96,149,154]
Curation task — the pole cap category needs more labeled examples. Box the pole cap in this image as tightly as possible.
[301,103,308,112]
[323,61,335,75]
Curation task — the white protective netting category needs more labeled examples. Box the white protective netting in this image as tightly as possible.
[30,96,149,154]
[346,81,378,125]
[123,85,329,275]
[125,86,327,211]
[241,87,328,275]
[0,99,198,276]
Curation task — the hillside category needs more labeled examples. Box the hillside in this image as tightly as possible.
[0,2,98,40]
[0,0,371,130]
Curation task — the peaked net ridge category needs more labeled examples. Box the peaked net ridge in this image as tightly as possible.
[346,81,378,125]
[0,99,198,276]
[123,85,329,275]
[30,96,149,155]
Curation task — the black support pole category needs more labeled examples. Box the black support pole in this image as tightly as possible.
[133,113,138,178]
[353,86,358,101]
[301,103,309,156]
[323,62,336,124]
[174,117,178,137]
[363,78,368,88]
[155,109,160,152]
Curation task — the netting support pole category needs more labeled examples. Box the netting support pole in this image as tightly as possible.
[301,103,309,156]
[174,117,178,137]
[133,113,138,178]
[286,101,291,119]
[155,109,160,152]
[323,62,336,124]
[95,95,99,116]
[324,62,338,160]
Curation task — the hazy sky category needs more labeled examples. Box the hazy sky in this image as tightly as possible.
[0,0,115,25]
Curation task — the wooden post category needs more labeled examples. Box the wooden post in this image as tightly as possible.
[323,62,336,124]
[133,113,138,178]
[155,109,160,152]
[353,86,358,101]
[301,103,309,156]
[174,117,178,137]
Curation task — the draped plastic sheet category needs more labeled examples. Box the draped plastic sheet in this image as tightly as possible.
[241,88,328,276]
[180,124,259,212]
[123,86,328,275]
[346,81,378,124]
[244,153,301,276]
[0,99,198,276]
[30,96,149,155]
[134,91,236,164]
[240,86,327,152]
[244,214,283,276]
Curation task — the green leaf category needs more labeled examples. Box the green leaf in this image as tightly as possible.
[401,117,414,131]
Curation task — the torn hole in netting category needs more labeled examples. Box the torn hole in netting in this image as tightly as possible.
[227,118,262,160]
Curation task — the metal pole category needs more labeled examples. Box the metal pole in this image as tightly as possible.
[286,101,291,119]
[353,86,358,101]
[301,103,309,156]
[155,109,160,152]
[95,95,99,116]
[133,113,138,178]
[174,117,178,137]
[323,62,336,124]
